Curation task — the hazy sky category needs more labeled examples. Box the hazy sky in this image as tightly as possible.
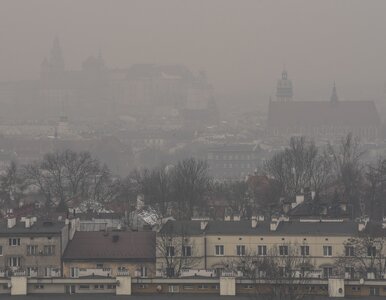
[1,0,386,103]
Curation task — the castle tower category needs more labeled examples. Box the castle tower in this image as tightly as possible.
[330,81,339,103]
[276,69,293,101]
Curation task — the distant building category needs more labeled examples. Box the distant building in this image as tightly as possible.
[276,69,293,102]
[206,144,262,180]
[267,78,380,141]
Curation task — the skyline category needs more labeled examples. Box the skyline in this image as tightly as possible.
[1,0,386,103]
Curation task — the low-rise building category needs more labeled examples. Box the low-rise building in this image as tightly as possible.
[157,217,385,279]
[63,231,156,278]
[0,216,71,278]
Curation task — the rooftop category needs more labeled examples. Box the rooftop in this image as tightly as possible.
[159,219,383,237]
[63,231,156,261]
[0,219,66,236]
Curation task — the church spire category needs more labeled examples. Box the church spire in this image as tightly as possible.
[49,36,65,73]
[330,81,339,103]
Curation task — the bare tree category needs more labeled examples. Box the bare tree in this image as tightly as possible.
[156,221,199,277]
[328,133,364,218]
[171,158,211,220]
[364,158,386,221]
[132,166,172,218]
[265,137,319,199]
[23,149,113,209]
[0,161,27,207]
[225,243,314,300]
[336,225,386,279]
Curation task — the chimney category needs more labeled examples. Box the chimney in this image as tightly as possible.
[296,195,304,205]
[270,215,288,231]
[224,215,231,221]
[200,221,208,230]
[25,218,31,228]
[270,220,279,231]
[7,217,16,229]
[358,217,369,232]
[233,215,241,221]
[251,216,257,228]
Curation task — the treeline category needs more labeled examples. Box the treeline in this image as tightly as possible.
[2,133,385,221]
[0,152,211,220]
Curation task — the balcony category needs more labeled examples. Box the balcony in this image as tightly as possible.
[78,268,112,278]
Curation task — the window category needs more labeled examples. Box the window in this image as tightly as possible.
[140,266,147,278]
[351,286,361,291]
[43,245,55,256]
[27,245,38,256]
[166,246,175,257]
[107,285,116,289]
[257,245,267,256]
[44,267,52,277]
[27,267,37,277]
[367,246,376,257]
[182,245,192,257]
[369,287,380,296]
[183,285,194,290]
[345,246,354,257]
[300,245,309,256]
[323,246,332,256]
[70,267,79,278]
[345,267,355,279]
[323,267,333,278]
[79,285,90,290]
[168,285,179,293]
[34,285,44,289]
[9,238,20,246]
[279,245,288,256]
[138,284,148,289]
[198,284,208,289]
[94,285,104,290]
[96,263,104,268]
[0,246,2,256]
[215,245,224,256]
[8,257,21,267]
[236,245,246,256]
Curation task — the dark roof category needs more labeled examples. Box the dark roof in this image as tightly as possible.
[159,219,369,237]
[0,220,65,236]
[267,100,380,128]
[63,231,156,261]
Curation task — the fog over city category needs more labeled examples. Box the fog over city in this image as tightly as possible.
[2,0,386,105]
[1,1,386,299]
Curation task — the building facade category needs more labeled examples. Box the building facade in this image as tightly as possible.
[157,218,385,279]
[0,217,70,278]
[63,231,156,278]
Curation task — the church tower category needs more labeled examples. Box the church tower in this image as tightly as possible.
[330,81,339,103]
[276,69,293,101]
[48,37,65,73]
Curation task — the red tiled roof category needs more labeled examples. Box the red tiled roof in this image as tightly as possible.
[63,231,155,262]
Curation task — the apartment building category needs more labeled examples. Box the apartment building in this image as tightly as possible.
[0,216,70,278]
[63,231,156,278]
[157,216,385,279]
